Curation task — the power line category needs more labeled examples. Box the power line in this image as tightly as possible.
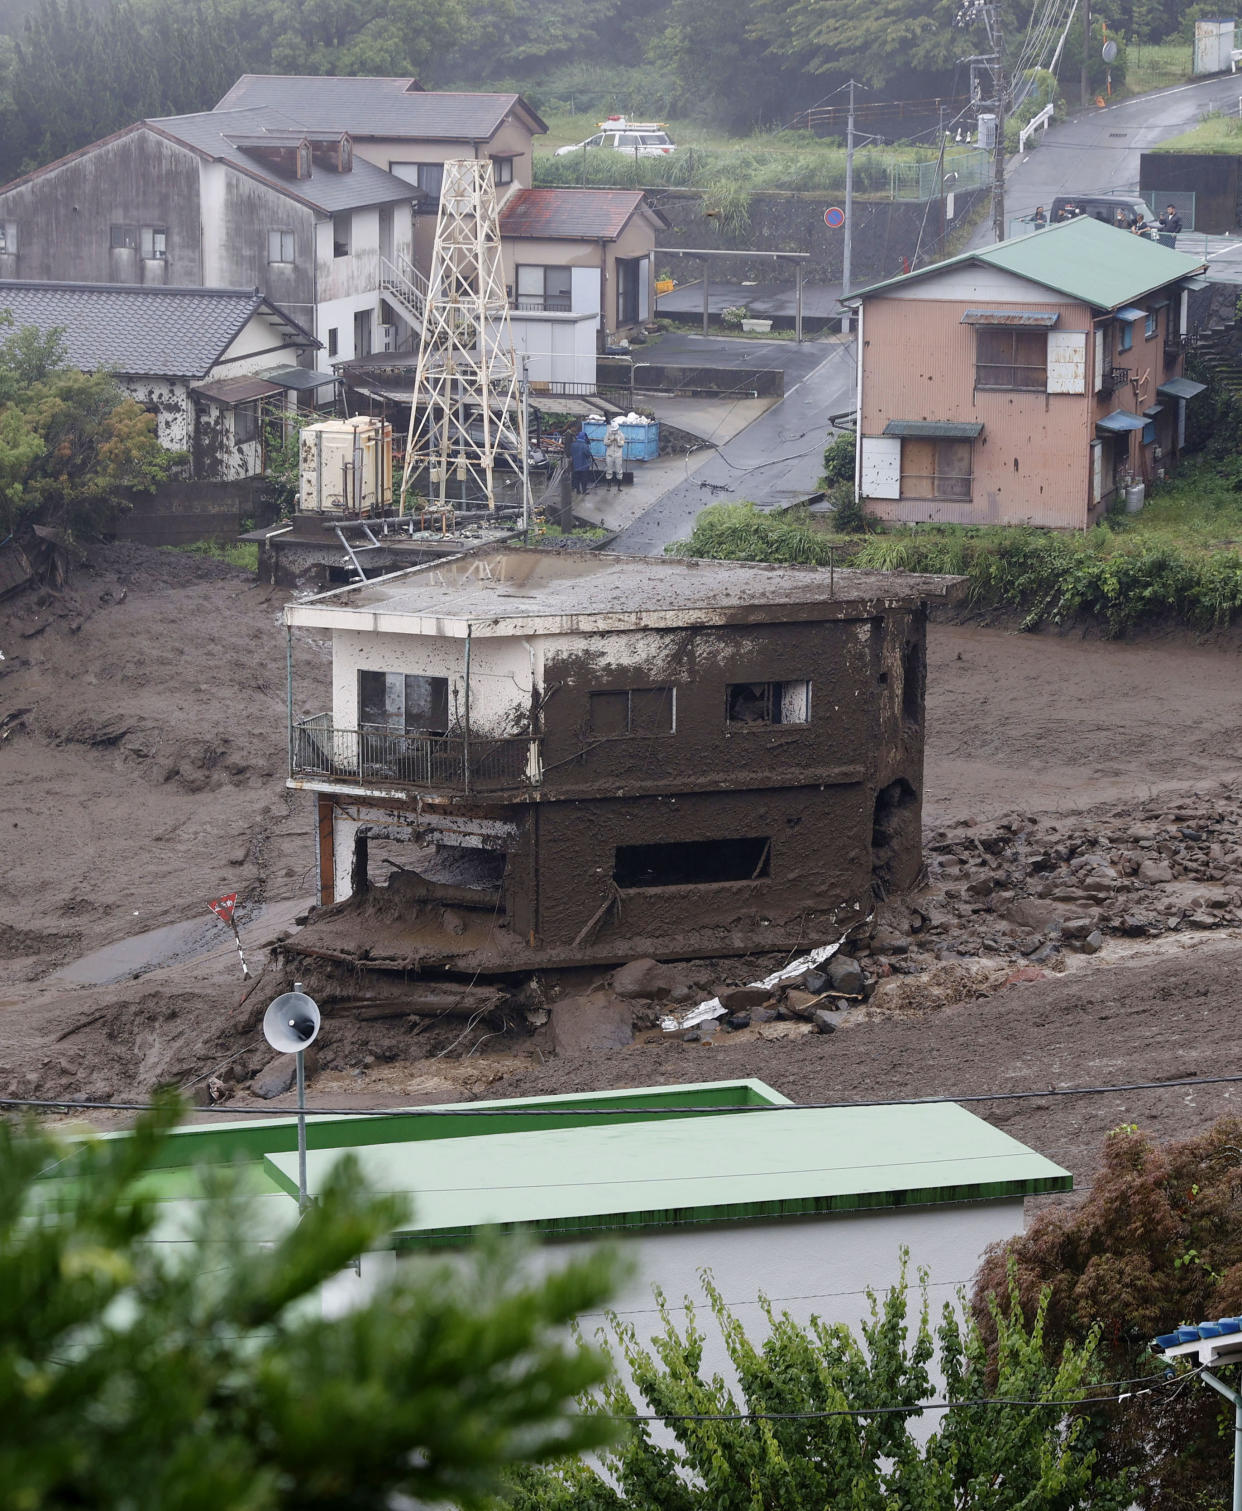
[5,1070,1241,1120]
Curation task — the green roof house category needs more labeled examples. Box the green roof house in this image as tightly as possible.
[844,216,1209,528]
[93,1077,1070,1348]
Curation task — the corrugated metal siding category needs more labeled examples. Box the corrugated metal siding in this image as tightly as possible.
[860,295,1094,528]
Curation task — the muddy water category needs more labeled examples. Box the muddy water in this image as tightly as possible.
[49,898,311,987]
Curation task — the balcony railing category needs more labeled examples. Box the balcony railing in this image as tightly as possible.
[292,715,539,793]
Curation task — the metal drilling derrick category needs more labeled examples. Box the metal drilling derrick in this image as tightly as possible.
[400,160,526,513]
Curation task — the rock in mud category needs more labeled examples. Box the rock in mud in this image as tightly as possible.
[612,958,680,1001]
[826,954,865,995]
[551,993,633,1055]
[251,1056,296,1099]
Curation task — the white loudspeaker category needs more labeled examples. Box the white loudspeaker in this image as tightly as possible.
[263,991,321,1054]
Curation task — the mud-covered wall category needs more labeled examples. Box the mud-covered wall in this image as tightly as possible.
[109,478,264,545]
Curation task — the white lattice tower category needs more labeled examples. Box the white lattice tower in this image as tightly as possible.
[400,160,525,513]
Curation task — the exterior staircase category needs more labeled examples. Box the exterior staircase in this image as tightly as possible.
[1187,321,1242,397]
[379,254,431,337]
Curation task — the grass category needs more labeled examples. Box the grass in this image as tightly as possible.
[170,538,259,572]
[1120,41,1194,98]
[670,461,1242,637]
[1150,108,1242,155]
[533,125,959,199]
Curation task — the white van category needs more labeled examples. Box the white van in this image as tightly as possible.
[555,117,677,158]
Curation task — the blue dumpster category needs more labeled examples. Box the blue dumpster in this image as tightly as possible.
[583,419,660,462]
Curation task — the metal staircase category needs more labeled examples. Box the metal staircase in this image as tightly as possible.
[379,254,431,335]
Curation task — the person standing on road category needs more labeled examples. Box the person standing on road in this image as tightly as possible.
[569,427,593,494]
[1160,203,1183,241]
[603,422,626,492]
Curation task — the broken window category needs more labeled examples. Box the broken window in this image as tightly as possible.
[725,680,810,726]
[332,212,351,258]
[359,670,449,734]
[141,226,166,260]
[975,328,1047,390]
[588,686,675,736]
[110,223,137,251]
[268,229,296,263]
[614,836,771,889]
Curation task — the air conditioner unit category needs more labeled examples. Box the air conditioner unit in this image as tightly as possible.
[378,323,397,352]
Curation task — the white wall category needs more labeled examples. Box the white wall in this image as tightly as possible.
[331,627,533,735]
[505,310,598,388]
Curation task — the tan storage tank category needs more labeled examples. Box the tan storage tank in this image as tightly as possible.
[299,417,393,515]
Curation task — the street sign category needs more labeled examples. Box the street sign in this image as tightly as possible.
[824,206,845,229]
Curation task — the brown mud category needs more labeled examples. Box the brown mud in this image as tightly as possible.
[3,545,1242,1190]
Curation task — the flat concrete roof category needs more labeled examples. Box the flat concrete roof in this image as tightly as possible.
[264,1099,1070,1246]
[283,547,962,637]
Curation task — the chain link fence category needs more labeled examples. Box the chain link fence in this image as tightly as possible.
[886,148,993,202]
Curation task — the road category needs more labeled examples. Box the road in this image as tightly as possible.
[975,72,1242,276]
[605,333,857,555]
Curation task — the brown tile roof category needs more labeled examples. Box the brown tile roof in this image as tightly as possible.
[499,188,666,241]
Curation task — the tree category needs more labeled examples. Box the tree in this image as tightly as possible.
[0,1095,620,1510]
[504,1262,1132,1509]
[974,1117,1242,1511]
[0,312,173,536]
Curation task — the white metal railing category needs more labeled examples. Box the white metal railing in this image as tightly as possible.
[1019,102,1055,153]
[379,253,430,329]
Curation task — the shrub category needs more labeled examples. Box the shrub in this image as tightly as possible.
[821,429,856,487]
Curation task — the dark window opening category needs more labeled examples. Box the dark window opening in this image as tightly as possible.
[359,670,449,734]
[327,327,339,358]
[110,223,137,250]
[490,154,514,185]
[902,639,923,722]
[589,686,674,736]
[234,403,259,445]
[332,212,351,257]
[975,327,1046,390]
[141,226,166,260]
[614,836,771,889]
[726,680,810,726]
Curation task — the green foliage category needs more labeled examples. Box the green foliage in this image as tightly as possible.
[821,428,856,487]
[0,312,173,537]
[1122,40,1193,93]
[975,1117,1242,1510]
[0,1096,620,1510]
[506,1261,1129,1509]
[170,538,260,570]
[668,501,838,564]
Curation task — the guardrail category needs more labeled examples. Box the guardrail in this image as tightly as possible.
[292,715,539,793]
[1018,103,1055,154]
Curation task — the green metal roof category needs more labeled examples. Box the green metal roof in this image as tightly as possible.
[849,216,1207,313]
[263,1099,1071,1247]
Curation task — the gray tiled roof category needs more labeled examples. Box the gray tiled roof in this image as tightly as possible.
[0,282,312,378]
[150,107,418,213]
[216,76,546,140]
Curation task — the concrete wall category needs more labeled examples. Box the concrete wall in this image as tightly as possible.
[655,186,991,287]
[0,128,202,285]
[110,477,264,545]
[1139,151,1241,234]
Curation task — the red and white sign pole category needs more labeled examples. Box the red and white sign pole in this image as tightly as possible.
[208,893,250,979]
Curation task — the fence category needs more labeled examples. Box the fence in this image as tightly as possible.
[1141,189,1197,231]
[887,149,993,203]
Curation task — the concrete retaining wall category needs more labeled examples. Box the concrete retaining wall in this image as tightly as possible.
[110,478,268,546]
[650,186,991,285]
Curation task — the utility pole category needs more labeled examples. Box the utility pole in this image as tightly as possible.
[1081,0,1091,108]
[842,79,856,330]
[989,6,1006,242]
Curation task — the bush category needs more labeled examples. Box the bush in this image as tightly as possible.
[667,500,837,564]
[821,429,855,487]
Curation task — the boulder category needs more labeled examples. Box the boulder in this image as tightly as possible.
[1080,930,1104,954]
[723,1011,751,1032]
[1060,915,1099,940]
[551,993,634,1055]
[720,985,774,1011]
[1004,898,1066,932]
[1138,858,1174,884]
[251,1056,296,1100]
[811,1010,837,1034]
[870,928,909,956]
[611,958,680,1001]
[826,954,865,996]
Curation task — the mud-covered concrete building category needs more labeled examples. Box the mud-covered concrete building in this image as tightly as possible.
[283,549,960,970]
[0,280,317,480]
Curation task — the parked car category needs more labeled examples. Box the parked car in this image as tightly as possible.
[555,117,677,158]
[1049,194,1152,230]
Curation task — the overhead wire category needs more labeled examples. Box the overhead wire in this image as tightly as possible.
[6,1069,1242,1119]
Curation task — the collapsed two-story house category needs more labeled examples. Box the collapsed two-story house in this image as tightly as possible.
[845,216,1209,527]
[282,548,960,970]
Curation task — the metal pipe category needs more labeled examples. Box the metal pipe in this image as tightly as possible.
[1198,1368,1242,1511]
[701,259,709,338]
[285,625,294,776]
[795,262,803,344]
[296,1048,309,1212]
[463,624,472,795]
